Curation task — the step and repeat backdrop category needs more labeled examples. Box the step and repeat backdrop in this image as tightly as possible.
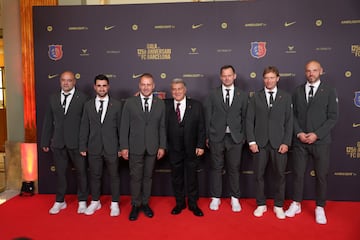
[34,0,360,200]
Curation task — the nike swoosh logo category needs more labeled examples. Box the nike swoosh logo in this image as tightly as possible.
[132,74,142,79]
[48,74,58,79]
[192,24,203,29]
[104,25,115,31]
[353,123,360,127]
[284,21,296,27]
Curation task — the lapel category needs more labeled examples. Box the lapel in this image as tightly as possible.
[182,97,192,123]
[311,82,325,104]
[300,83,308,106]
[136,96,146,120]
[216,87,229,110]
[91,98,102,124]
[259,89,268,108]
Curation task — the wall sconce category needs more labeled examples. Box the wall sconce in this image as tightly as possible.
[20,143,38,196]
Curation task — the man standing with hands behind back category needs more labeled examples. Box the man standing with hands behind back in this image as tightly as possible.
[120,73,166,221]
[285,60,339,224]
[204,65,248,212]
[165,78,206,217]
[41,71,89,215]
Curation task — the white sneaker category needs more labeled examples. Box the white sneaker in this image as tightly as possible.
[230,197,241,212]
[253,205,267,217]
[315,206,327,224]
[49,201,67,214]
[209,197,221,211]
[110,202,120,217]
[285,201,301,217]
[77,201,87,214]
[84,200,101,215]
[274,206,286,219]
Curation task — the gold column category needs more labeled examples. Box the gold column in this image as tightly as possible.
[20,0,58,143]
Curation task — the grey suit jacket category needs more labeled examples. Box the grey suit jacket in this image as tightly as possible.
[41,89,89,149]
[246,89,293,148]
[79,97,122,155]
[204,86,248,144]
[120,95,166,155]
[292,82,339,145]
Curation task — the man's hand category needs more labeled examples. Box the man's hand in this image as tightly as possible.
[249,144,259,153]
[157,148,165,160]
[42,147,50,152]
[195,148,204,156]
[121,149,129,160]
[278,144,289,154]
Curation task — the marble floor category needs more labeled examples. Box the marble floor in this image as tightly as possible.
[0,152,20,205]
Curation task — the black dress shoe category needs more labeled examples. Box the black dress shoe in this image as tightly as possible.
[142,204,154,218]
[171,205,186,215]
[189,206,204,217]
[129,206,140,221]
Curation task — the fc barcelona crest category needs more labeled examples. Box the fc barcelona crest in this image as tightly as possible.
[48,45,63,61]
[250,42,267,59]
[354,91,360,107]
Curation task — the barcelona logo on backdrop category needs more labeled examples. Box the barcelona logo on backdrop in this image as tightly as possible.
[48,45,63,61]
[250,42,267,59]
[354,91,360,107]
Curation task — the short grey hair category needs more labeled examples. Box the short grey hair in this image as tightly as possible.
[171,78,186,87]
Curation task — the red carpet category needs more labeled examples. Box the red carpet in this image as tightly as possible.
[0,195,359,240]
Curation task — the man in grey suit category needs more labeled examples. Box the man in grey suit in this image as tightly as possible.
[40,71,89,215]
[120,73,166,221]
[285,60,339,224]
[204,65,248,212]
[246,66,293,219]
[79,74,122,217]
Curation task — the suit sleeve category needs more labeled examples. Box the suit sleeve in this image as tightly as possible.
[196,102,206,149]
[159,100,167,149]
[40,102,54,148]
[282,95,294,146]
[78,104,90,152]
[117,101,123,151]
[119,100,130,150]
[203,95,212,139]
[245,94,256,143]
[314,87,339,139]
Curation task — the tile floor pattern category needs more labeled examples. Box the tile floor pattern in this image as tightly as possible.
[0,153,19,205]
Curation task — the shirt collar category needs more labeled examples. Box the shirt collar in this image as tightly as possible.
[96,95,109,102]
[222,84,234,91]
[306,79,321,88]
[61,87,75,95]
[264,86,278,94]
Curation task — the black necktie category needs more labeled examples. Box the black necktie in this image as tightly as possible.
[308,86,314,103]
[98,100,104,121]
[144,98,149,112]
[62,93,70,114]
[176,102,181,123]
[225,89,230,106]
[269,91,274,108]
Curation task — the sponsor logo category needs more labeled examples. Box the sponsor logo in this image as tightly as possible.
[315,19,322,27]
[341,19,360,25]
[153,91,166,100]
[352,123,360,128]
[284,21,296,27]
[154,25,175,29]
[48,45,63,61]
[315,47,332,51]
[132,24,138,31]
[68,26,88,31]
[192,24,203,29]
[217,49,232,53]
[354,91,360,107]
[104,25,115,31]
[182,74,204,78]
[189,48,199,55]
[47,26,53,32]
[132,74,142,79]
[48,74,58,79]
[334,172,357,176]
[80,49,89,57]
[285,45,296,54]
[250,42,267,59]
[244,22,267,27]
[221,22,228,29]
[351,45,360,57]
